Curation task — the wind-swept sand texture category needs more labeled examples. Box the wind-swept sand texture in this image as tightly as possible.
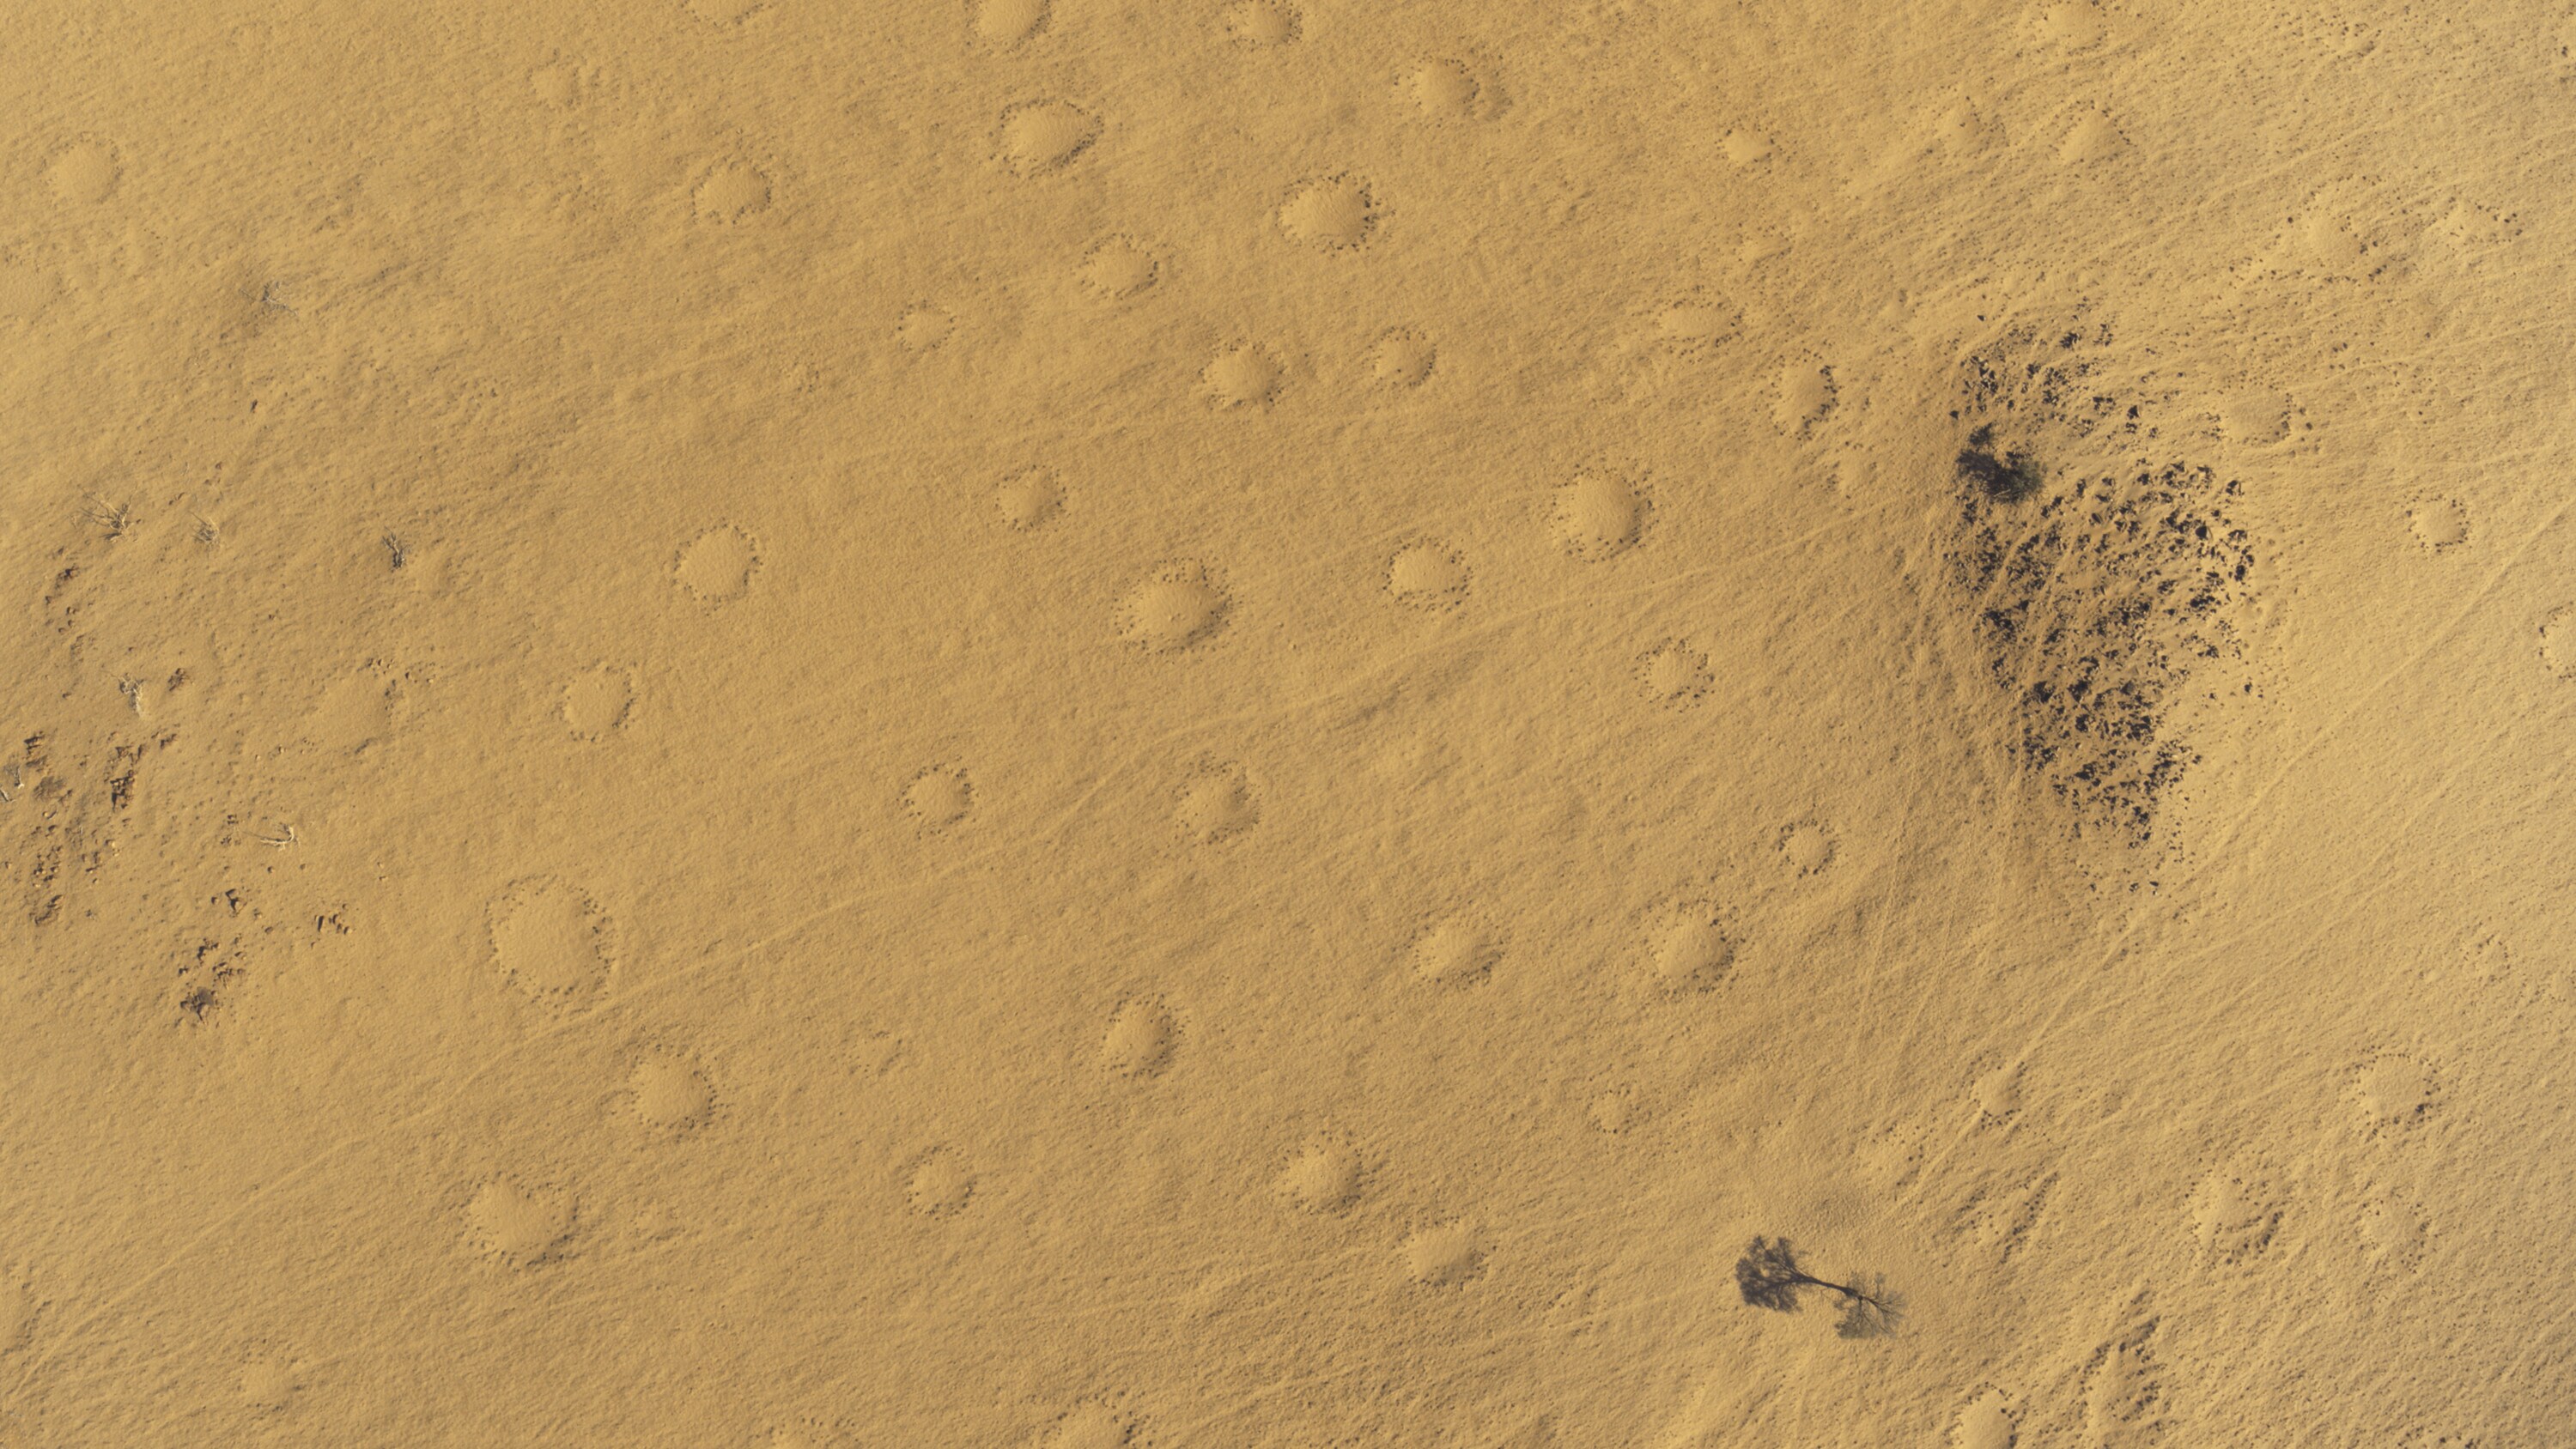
[5,2,2576,1445]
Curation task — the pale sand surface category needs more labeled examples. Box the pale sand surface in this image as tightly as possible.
[4,2,2575,1445]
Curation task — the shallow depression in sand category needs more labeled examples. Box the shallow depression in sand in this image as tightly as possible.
[1388,540,1470,607]
[489,881,612,998]
[1278,175,1376,250]
[13,5,2567,1442]
[999,100,1099,175]
[1120,566,1230,650]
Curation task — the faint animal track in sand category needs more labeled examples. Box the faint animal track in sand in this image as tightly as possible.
[1954,1386,2017,1449]
[675,525,760,603]
[1277,174,1376,251]
[971,0,1049,48]
[904,765,975,830]
[1119,563,1230,652]
[1387,538,1471,609]
[629,1050,715,1133]
[1411,914,1501,986]
[1773,361,1834,433]
[1202,342,1283,408]
[1175,761,1258,843]
[996,468,1065,530]
[46,140,118,205]
[2409,497,2468,550]
[695,161,772,221]
[1369,328,1436,388]
[467,1177,575,1265]
[897,303,954,351]
[1552,469,1649,560]
[489,879,615,1000]
[687,0,766,22]
[1223,0,1299,47]
[1407,58,1481,120]
[1078,235,1159,300]
[2353,1051,2436,1129]
[997,100,1099,176]
[1102,998,1179,1077]
[2190,1167,2281,1262]
[562,664,635,740]
[1402,1221,1485,1285]
[1639,900,1734,994]
[1044,1403,1141,1449]
[1941,324,2258,846]
[905,1149,975,1216]
[1778,821,1834,875]
[1635,640,1711,703]
[1277,1136,1364,1212]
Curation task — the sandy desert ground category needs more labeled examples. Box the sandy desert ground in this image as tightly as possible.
[5,0,2576,1444]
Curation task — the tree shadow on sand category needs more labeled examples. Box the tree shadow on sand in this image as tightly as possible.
[1735,1236,1904,1339]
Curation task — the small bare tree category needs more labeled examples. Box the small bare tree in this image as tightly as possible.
[1735,1236,1901,1338]
[1957,424,2041,502]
